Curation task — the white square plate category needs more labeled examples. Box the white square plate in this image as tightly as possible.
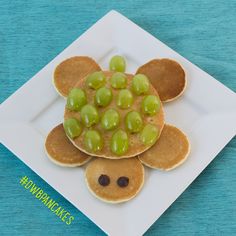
[0,10,236,236]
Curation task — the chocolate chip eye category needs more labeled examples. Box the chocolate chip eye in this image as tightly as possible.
[98,174,110,186]
[117,176,129,187]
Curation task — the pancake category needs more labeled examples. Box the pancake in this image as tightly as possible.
[139,124,190,170]
[45,124,92,167]
[54,56,101,97]
[64,71,165,159]
[85,158,144,203]
[136,59,186,102]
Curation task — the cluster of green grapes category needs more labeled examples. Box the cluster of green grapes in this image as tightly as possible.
[64,56,161,156]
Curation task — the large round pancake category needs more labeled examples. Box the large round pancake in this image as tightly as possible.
[85,158,144,203]
[64,71,165,159]
[139,124,190,170]
[45,124,92,167]
[54,56,101,97]
[136,59,186,102]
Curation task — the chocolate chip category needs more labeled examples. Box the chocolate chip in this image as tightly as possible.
[117,176,129,187]
[98,174,110,186]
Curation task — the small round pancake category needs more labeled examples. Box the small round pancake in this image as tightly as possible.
[54,56,101,97]
[45,124,92,167]
[136,59,186,102]
[139,124,190,170]
[85,158,144,203]
[64,71,165,159]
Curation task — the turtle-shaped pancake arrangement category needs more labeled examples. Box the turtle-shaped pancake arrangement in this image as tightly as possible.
[45,56,190,203]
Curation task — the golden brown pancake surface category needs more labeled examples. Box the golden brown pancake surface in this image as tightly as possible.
[45,124,91,167]
[54,56,101,97]
[139,124,190,170]
[85,158,144,203]
[136,58,186,102]
[64,71,165,159]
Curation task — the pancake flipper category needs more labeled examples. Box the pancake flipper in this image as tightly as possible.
[139,124,190,170]
[45,124,92,167]
[54,56,101,97]
[136,58,186,102]
[85,158,144,203]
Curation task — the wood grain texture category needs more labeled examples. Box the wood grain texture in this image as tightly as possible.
[0,1,235,235]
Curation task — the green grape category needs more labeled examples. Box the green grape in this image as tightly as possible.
[109,55,126,72]
[117,89,133,109]
[95,87,112,107]
[125,111,143,133]
[86,71,106,89]
[132,74,149,95]
[80,104,99,127]
[66,88,87,111]
[63,118,82,139]
[84,130,103,152]
[111,72,127,89]
[101,109,120,130]
[142,95,161,116]
[140,124,159,146]
[110,129,129,155]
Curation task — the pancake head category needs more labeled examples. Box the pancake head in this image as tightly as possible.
[54,56,101,97]
[64,71,165,159]
[139,124,190,170]
[85,158,144,203]
[45,124,92,167]
[136,59,186,102]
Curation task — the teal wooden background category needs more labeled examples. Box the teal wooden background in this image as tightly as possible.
[0,1,235,235]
